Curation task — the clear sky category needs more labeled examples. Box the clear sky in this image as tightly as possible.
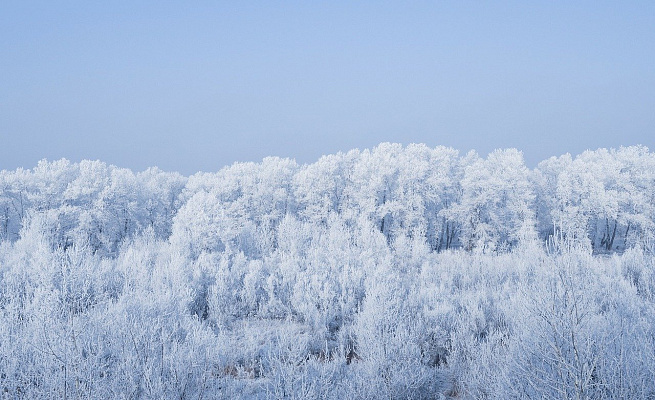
[2,1,654,175]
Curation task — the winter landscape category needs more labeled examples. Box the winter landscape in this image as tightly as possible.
[3,1,654,398]
[1,143,654,399]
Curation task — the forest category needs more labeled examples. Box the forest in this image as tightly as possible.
[1,143,654,399]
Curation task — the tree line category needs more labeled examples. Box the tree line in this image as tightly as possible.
[2,144,653,256]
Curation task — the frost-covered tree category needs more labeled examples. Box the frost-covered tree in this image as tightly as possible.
[293,150,359,225]
[458,149,535,252]
[0,168,29,241]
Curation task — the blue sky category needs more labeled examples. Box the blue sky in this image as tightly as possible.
[2,1,654,174]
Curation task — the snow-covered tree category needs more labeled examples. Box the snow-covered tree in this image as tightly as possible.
[458,149,535,252]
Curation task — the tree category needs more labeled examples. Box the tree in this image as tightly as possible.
[458,149,535,252]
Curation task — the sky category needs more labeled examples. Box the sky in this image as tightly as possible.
[1,1,654,175]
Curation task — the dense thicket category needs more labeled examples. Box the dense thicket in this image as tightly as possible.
[1,144,654,399]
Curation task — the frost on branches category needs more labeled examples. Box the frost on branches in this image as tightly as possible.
[1,144,654,399]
